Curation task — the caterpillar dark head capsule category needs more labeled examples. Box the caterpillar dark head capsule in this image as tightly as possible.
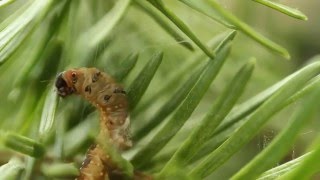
[55,72,75,97]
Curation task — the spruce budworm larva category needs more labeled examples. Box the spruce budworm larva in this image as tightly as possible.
[56,67,131,179]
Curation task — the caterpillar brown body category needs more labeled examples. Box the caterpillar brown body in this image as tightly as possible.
[55,67,132,179]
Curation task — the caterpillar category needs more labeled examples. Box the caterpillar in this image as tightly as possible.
[55,67,132,180]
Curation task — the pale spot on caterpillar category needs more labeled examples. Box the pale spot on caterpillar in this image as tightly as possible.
[55,67,131,180]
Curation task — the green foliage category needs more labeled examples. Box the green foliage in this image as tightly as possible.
[38,86,59,139]
[2,132,45,158]
[41,162,79,178]
[0,0,15,9]
[133,31,236,142]
[0,0,319,179]
[190,60,320,178]
[278,139,320,179]
[0,158,24,180]
[232,85,320,179]
[258,153,310,179]
[160,58,255,177]
[145,0,215,59]
[133,0,194,51]
[179,0,290,58]
[128,51,163,109]
[252,0,308,20]
[132,42,231,168]
[113,53,139,82]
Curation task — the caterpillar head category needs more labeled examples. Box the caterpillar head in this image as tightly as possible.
[56,68,103,97]
[55,72,74,97]
[55,69,83,97]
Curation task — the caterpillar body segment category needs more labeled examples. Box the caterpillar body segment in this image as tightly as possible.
[55,67,132,179]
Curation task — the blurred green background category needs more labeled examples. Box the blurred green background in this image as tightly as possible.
[0,0,319,179]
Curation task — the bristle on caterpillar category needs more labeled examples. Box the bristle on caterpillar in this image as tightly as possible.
[55,67,132,179]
